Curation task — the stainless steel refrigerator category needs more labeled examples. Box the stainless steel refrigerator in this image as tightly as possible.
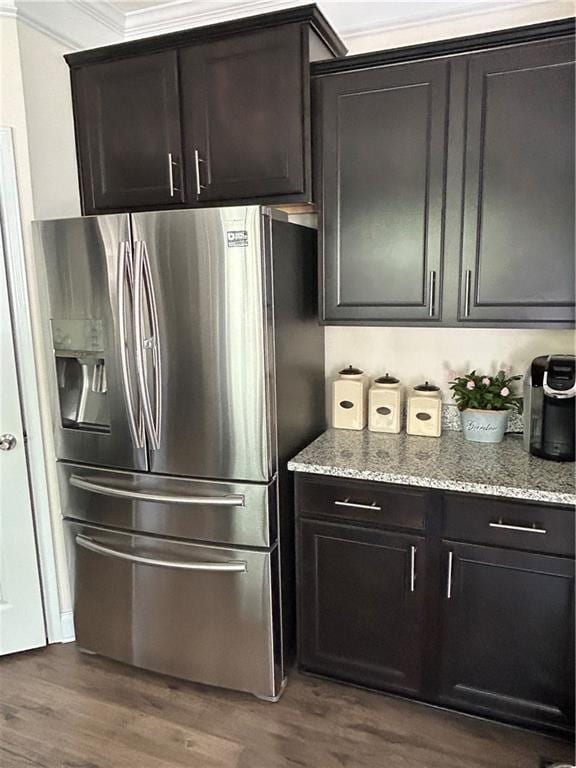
[33,206,324,699]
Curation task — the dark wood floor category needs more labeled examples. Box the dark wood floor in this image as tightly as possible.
[0,644,573,768]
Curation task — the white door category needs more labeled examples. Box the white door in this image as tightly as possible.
[0,234,45,655]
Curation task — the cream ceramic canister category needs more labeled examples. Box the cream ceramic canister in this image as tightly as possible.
[407,382,442,437]
[332,366,368,430]
[368,374,403,433]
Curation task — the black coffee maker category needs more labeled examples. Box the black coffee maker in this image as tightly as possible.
[524,355,575,462]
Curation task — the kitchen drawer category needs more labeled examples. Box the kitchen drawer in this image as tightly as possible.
[297,475,428,530]
[59,462,276,548]
[66,522,282,698]
[443,493,574,556]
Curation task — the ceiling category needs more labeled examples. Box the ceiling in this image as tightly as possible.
[108,0,541,38]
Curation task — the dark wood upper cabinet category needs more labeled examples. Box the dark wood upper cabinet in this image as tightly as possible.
[313,21,575,328]
[180,25,307,202]
[459,39,575,325]
[316,59,449,323]
[72,52,185,214]
[439,541,575,732]
[66,6,345,214]
[298,518,427,696]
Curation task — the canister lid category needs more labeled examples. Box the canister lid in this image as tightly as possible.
[414,381,440,392]
[375,373,399,385]
[339,365,364,376]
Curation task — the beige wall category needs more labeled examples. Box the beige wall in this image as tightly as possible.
[345,1,575,53]
[326,327,576,401]
[326,1,576,401]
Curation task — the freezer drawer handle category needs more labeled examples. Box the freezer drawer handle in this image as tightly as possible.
[69,475,245,506]
[76,535,247,572]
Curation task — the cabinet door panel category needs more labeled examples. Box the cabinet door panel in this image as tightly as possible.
[180,25,307,202]
[73,52,184,213]
[439,542,574,732]
[298,519,426,695]
[318,59,448,322]
[459,39,575,324]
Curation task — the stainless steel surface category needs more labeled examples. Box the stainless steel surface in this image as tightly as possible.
[410,545,416,592]
[489,521,547,534]
[0,434,16,451]
[60,462,276,548]
[334,499,382,512]
[76,534,247,572]
[464,269,472,317]
[131,208,273,482]
[428,270,436,317]
[133,240,162,451]
[69,474,244,506]
[194,149,206,196]
[117,241,144,449]
[167,153,180,198]
[447,551,453,599]
[67,521,283,699]
[33,215,147,471]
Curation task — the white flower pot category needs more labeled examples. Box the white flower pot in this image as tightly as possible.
[460,408,509,443]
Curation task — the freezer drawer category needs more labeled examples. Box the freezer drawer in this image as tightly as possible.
[66,522,283,699]
[59,462,276,548]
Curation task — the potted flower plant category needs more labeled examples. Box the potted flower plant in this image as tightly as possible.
[449,369,522,443]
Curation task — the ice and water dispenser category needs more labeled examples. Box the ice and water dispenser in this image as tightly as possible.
[51,318,110,433]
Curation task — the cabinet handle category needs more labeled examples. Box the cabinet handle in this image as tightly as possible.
[334,499,381,512]
[464,269,472,317]
[410,545,417,592]
[446,551,453,599]
[428,271,436,317]
[489,520,547,534]
[167,153,180,197]
[194,149,207,196]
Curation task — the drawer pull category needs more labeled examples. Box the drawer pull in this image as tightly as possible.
[76,535,247,573]
[447,551,453,599]
[70,475,245,507]
[334,499,382,512]
[410,545,417,592]
[489,521,547,534]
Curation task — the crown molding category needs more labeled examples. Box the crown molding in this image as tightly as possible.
[0,0,17,18]
[4,0,124,51]
[341,0,567,40]
[124,0,310,39]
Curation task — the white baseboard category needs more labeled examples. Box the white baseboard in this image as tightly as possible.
[60,611,75,643]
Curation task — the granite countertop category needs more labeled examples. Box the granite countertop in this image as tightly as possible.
[287,429,576,506]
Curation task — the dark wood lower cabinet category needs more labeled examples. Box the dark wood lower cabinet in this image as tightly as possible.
[438,542,575,732]
[298,519,426,695]
[295,474,575,737]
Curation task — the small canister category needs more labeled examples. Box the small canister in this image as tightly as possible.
[332,365,368,430]
[407,381,442,437]
[369,374,403,433]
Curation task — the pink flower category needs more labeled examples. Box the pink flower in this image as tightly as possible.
[447,369,457,381]
[466,380,476,390]
[500,387,510,397]
[481,377,491,386]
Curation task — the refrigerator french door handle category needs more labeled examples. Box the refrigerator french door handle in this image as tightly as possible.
[117,241,144,449]
[133,240,162,451]
[76,535,248,572]
[69,474,245,506]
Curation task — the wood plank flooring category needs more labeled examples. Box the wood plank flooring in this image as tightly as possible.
[0,644,573,768]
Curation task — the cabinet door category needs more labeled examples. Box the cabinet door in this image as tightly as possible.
[180,25,307,202]
[298,519,426,695]
[72,52,184,213]
[439,542,575,732]
[459,39,575,325]
[317,59,449,323]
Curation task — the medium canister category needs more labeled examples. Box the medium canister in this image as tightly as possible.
[369,374,403,433]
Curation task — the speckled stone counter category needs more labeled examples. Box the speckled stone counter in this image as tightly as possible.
[288,429,576,506]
